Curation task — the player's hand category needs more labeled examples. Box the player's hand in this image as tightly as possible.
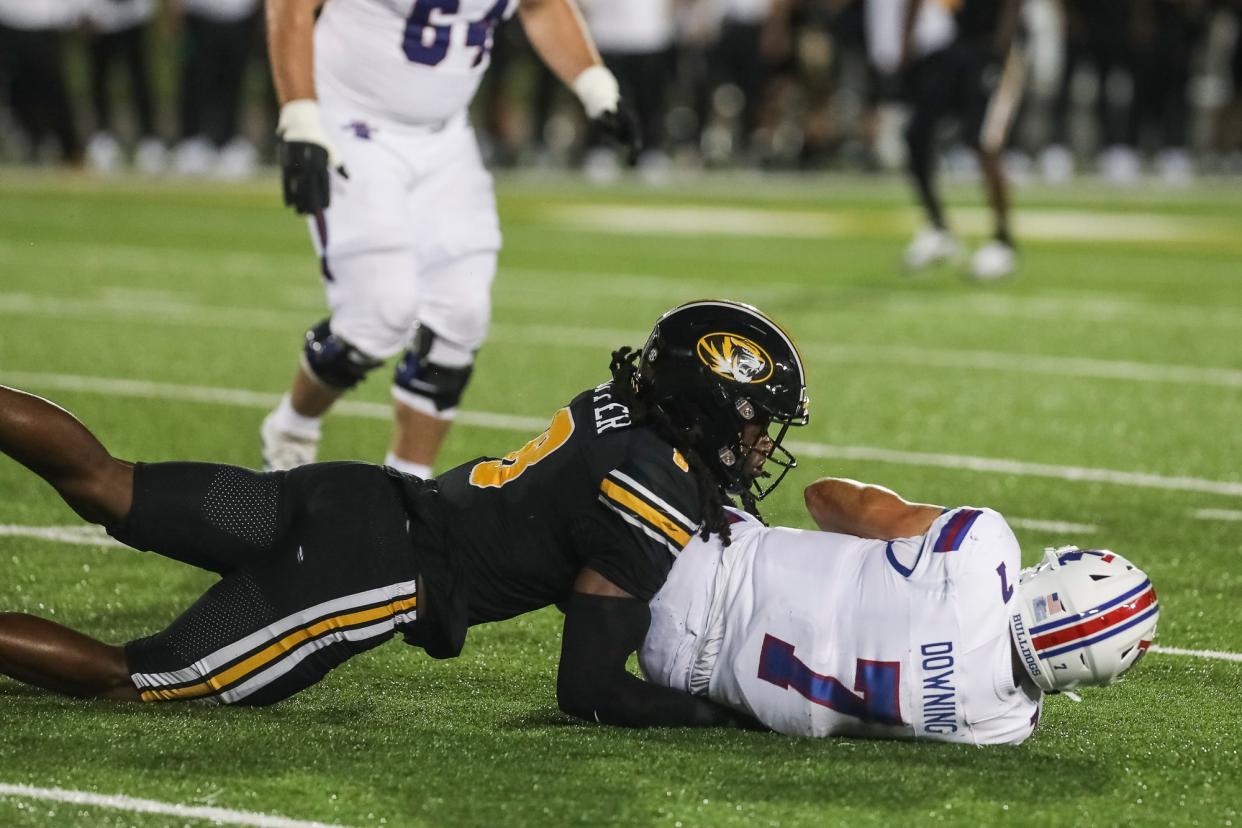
[592,98,642,165]
[573,65,642,164]
[276,100,347,215]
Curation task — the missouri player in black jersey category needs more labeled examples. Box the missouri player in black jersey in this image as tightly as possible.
[0,300,809,727]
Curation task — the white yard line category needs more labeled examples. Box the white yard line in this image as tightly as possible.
[0,524,123,548]
[2,292,1241,388]
[542,203,1242,246]
[1194,508,1242,522]
[1006,518,1098,535]
[3,370,1239,498]
[0,783,349,828]
[786,441,1242,498]
[1149,646,1242,664]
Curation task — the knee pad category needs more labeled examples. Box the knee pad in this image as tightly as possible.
[301,318,383,390]
[392,325,474,413]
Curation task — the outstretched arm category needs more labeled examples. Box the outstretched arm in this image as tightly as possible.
[557,569,744,728]
[803,477,942,540]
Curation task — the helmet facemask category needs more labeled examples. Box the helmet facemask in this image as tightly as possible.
[718,400,804,503]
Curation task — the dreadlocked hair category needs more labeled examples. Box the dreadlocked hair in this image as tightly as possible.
[608,346,733,547]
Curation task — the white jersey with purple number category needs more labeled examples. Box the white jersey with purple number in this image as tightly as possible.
[315,0,517,127]
[640,507,1042,745]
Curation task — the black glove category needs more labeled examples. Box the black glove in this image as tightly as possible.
[279,140,332,215]
[275,100,345,215]
[593,98,643,165]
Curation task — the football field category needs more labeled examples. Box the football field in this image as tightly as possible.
[0,170,1239,827]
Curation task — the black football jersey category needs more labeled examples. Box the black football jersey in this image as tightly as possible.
[398,381,705,656]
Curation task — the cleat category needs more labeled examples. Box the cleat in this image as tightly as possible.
[260,413,319,471]
[969,240,1017,281]
[903,227,961,271]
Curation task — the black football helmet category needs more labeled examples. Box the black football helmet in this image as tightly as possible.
[636,300,809,500]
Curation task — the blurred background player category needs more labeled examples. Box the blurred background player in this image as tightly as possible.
[0,0,83,165]
[641,476,1160,743]
[259,0,639,478]
[172,0,266,177]
[83,0,166,175]
[899,0,1024,280]
[579,0,675,179]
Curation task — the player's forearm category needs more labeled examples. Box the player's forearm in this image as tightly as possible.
[803,477,941,540]
[518,0,601,89]
[560,666,741,728]
[266,0,322,104]
[558,592,738,727]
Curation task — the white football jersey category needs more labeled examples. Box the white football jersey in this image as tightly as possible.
[579,0,673,54]
[641,507,1042,745]
[315,0,517,127]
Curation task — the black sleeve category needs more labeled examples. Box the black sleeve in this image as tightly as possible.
[556,592,744,728]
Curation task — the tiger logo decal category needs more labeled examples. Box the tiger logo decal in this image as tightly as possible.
[696,333,773,384]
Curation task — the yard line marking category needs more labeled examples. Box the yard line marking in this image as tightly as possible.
[500,325,1242,390]
[785,441,1242,497]
[1149,646,1242,664]
[543,204,1242,246]
[0,524,123,548]
[0,783,350,828]
[3,293,1241,388]
[3,371,1241,498]
[1194,508,1242,522]
[1007,518,1098,535]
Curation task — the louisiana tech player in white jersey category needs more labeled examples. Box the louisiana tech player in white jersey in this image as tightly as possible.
[642,503,1040,744]
[642,477,1161,744]
[260,0,638,480]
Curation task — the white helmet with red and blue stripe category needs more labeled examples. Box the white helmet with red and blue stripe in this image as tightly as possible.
[1009,546,1159,693]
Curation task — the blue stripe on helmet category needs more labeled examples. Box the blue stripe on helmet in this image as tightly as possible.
[1029,578,1152,635]
[1038,603,1160,660]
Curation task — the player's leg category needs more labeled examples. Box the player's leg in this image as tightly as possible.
[1,383,299,573]
[902,49,959,270]
[387,122,501,478]
[0,613,138,700]
[387,253,494,477]
[0,385,133,525]
[969,45,1024,281]
[127,463,419,705]
[261,114,416,470]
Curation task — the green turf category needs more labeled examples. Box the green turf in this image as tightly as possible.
[0,170,1240,827]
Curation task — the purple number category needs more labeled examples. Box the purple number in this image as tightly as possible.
[403,0,457,66]
[464,0,508,67]
[758,634,904,725]
[403,0,507,67]
[997,562,1014,603]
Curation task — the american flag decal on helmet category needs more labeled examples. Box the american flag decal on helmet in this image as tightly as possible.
[1029,579,1159,660]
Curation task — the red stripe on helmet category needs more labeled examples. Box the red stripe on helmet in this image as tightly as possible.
[1032,587,1157,652]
